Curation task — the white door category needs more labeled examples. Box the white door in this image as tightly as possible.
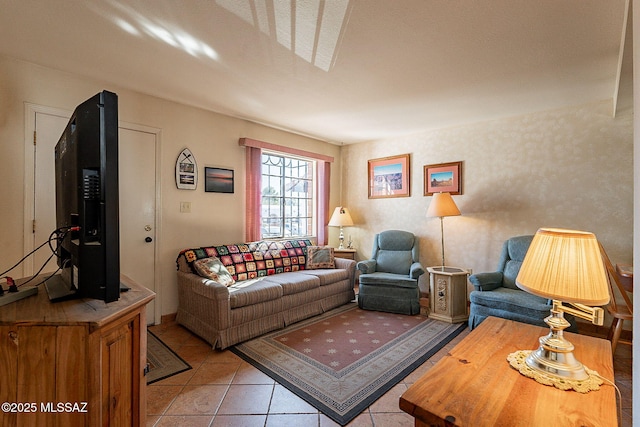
[32,111,68,274]
[27,106,160,324]
[118,126,157,322]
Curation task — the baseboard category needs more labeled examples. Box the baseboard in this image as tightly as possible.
[160,312,177,325]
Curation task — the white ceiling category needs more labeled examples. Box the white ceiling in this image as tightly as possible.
[0,0,631,144]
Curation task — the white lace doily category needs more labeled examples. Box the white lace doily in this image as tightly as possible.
[507,350,603,393]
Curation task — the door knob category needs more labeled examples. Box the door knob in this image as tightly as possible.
[145,237,153,243]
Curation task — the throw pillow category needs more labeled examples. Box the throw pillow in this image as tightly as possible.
[193,257,236,286]
[306,246,335,269]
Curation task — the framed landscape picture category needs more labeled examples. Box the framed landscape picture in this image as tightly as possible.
[205,167,234,193]
[424,161,462,196]
[368,154,410,199]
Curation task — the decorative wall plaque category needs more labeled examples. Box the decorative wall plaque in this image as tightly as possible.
[176,148,197,190]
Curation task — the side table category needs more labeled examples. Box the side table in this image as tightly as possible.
[333,248,356,260]
[400,317,617,426]
[427,266,469,323]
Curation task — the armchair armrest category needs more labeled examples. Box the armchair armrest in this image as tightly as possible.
[468,271,504,291]
[410,262,425,279]
[357,259,376,274]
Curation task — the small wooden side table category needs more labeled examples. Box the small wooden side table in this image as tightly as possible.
[333,248,356,260]
[400,317,617,426]
[427,266,469,323]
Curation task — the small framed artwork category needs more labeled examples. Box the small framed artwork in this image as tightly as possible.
[176,148,197,190]
[368,154,411,199]
[424,161,462,196]
[205,167,234,193]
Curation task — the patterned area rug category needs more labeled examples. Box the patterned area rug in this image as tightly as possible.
[230,303,466,425]
[147,331,192,384]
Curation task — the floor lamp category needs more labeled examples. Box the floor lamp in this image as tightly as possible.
[426,192,460,268]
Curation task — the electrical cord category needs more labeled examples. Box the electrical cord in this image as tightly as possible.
[19,227,76,288]
[0,226,78,291]
[595,373,622,427]
[0,236,52,277]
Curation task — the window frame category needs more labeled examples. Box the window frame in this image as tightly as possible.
[260,150,316,240]
[239,137,333,245]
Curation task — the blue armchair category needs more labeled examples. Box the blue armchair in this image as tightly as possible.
[356,230,425,315]
[468,235,576,331]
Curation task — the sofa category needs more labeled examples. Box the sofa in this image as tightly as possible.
[176,239,356,349]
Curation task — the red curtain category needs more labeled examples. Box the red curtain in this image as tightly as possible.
[317,161,331,245]
[245,146,262,242]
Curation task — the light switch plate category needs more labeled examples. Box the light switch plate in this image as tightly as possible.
[180,201,191,213]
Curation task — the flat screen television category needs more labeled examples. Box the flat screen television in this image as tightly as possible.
[44,90,121,303]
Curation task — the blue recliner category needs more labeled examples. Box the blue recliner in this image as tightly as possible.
[468,235,576,331]
[356,230,425,315]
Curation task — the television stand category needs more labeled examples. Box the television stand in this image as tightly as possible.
[0,274,154,426]
[44,274,131,301]
[44,274,77,302]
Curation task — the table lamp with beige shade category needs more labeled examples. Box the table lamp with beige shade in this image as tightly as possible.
[509,228,610,392]
[328,207,354,249]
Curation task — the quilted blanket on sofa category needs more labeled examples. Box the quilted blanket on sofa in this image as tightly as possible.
[178,239,314,282]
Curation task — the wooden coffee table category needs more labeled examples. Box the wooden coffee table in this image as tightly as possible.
[400,317,617,426]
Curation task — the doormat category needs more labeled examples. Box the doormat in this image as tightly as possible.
[147,330,192,384]
[230,303,466,425]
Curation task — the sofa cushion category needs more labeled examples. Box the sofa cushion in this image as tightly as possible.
[359,272,418,289]
[301,268,350,286]
[469,287,550,318]
[193,257,235,286]
[263,272,320,295]
[306,246,335,269]
[228,278,283,309]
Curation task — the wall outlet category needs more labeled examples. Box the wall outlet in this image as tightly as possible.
[180,201,192,213]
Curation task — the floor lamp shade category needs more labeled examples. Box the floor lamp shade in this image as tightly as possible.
[426,192,461,218]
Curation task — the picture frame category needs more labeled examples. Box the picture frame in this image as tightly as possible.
[205,167,234,193]
[424,161,462,196]
[368,154,411,199]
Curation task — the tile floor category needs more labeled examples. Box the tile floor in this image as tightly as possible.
[147,321,632,427]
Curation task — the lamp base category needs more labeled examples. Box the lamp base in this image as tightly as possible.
[507,350,603,393]
[338,227,345,249]
[507,307,604,393]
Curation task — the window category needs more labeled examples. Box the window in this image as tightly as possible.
[261,152,315,239]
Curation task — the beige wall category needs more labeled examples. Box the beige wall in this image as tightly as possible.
[0,55,343,316]
[1,55,633,321]
[340,101,633,297]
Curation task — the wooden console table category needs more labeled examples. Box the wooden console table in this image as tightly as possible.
[400,317,617,426]
[0,275,154,427]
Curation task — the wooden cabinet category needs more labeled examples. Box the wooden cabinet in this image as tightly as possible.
[427,267,469,323]
[0,275,154,427]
